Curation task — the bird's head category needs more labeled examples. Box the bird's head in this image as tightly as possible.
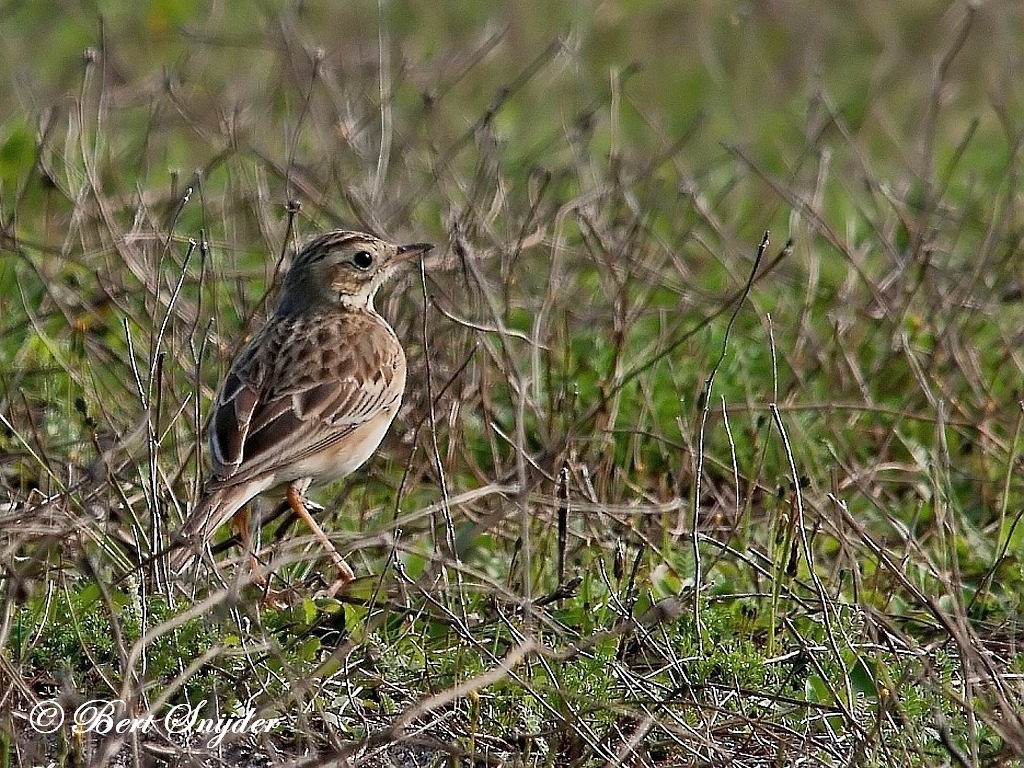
[280,230,432,312]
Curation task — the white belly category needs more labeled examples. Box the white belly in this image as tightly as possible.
[288,403,401,487]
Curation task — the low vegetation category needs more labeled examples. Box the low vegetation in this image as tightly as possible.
[2,2,1023,766]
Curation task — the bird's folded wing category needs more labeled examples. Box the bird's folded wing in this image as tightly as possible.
[208,367,396,488]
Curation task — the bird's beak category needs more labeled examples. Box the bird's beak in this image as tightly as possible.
[396,242,434,262]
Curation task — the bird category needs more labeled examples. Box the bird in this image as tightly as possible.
[169,230,432,594]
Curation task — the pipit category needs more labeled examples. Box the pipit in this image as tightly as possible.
[169,230,431,594]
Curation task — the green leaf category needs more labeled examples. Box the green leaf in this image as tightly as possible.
[0,123,34,183]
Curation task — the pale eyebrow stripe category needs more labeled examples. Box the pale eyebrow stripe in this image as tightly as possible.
[293,232,372,268]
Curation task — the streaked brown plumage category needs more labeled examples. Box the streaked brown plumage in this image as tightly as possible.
[169,230,431,592]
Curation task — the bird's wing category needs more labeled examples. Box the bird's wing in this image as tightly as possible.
[207,312,403,488]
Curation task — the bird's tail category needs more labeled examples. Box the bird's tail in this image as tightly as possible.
[167,485,252,573]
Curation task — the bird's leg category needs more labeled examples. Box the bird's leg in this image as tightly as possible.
[231,506,266,586]
[286,484,355,595]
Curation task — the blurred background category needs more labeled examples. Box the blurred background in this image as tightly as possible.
[2,1,1024,765]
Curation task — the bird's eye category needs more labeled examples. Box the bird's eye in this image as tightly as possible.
[352,250,374,270]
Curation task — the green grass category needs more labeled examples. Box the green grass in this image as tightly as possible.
[2,1,1024,766]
